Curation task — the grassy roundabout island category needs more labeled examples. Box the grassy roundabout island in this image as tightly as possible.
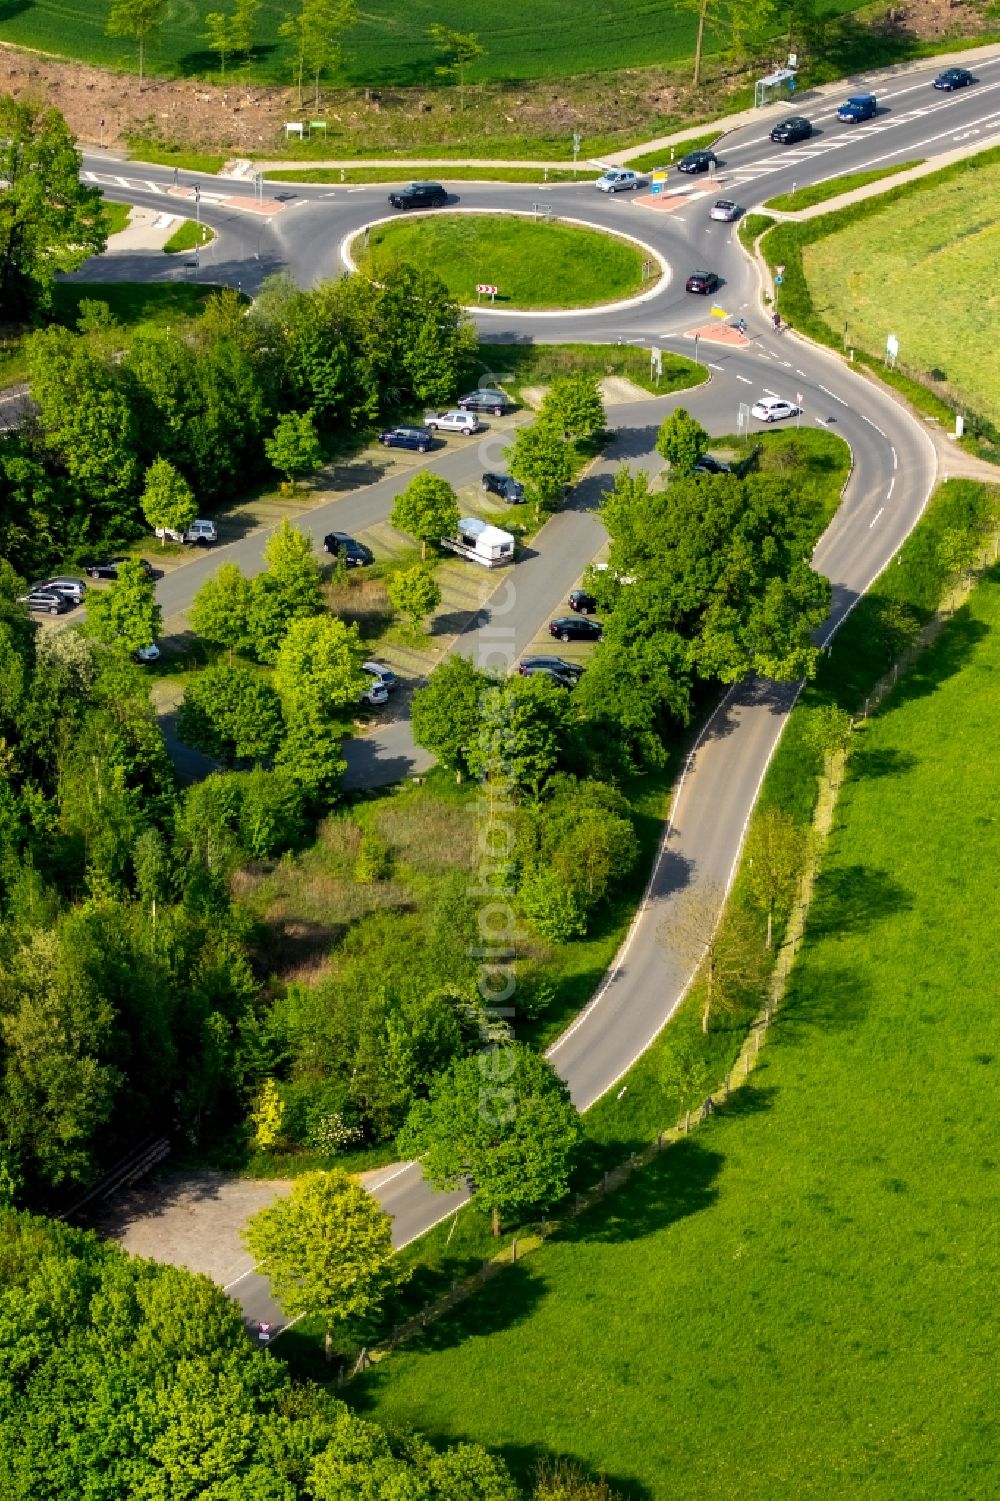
[355,212,658,309]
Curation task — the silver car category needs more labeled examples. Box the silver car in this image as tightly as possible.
[710,199,741,222]
[596,169,644,193]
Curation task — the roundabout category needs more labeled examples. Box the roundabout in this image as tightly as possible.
[344,208,667,312]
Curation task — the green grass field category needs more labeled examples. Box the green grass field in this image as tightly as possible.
[802,157,1000,425]
[358,214,653,309]
[764,159,923,211]
[349,571,1000,1499]
[0,0,872,86]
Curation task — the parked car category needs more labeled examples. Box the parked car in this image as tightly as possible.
[686,270,721,295]
[933,67,974,90]
[155,518,217,545]
[457,389,514,416]
[694,454,732,475]
[518,655,584,682]
[769,116,812,144]
[135,643,161,664]
[520,663,577,689]
[837,94,877,122]
[360,679,389,707]
[387,182,448,210]
[677,150,718,174]
[378,425,434,453]
[37,575,87,603]
[86,558,161,581]
[596,168,644,193]
[568,588,598,614]
[751,396,799,423]
[549,615,603,643]
[19,586,74,616]
[323,532,373,567]
[710,199,741,222]
[363,661,397,693]
[425,409,481,435]
[482,472,525,504]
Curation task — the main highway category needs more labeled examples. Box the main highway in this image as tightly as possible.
[70,48,997,1327]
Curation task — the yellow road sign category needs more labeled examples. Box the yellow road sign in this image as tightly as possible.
[710,305,729,319]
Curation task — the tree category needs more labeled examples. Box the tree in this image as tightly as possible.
[303,0,358,108]
[86,559,162,658]
[656,406,709,473]
[243,1169,403,1357]
[803,703,853,772]
[518,873,587,942]
[411,655,491,781]
[505,421,572,510]
[106,0,167,88]
[391,472,460,560]
[657,1034,711,1118]
[541,375,606,440]
[232,0,260,55]
[140,457,197,545]
[743,807,808,948]
[386,564,441,631]
[249,519,325,662]
[273,614,365,798]
[427,23,485,109]
[467,674,571,797]
[264,410,324,489]
[188,562,256,659]
[402,1043,581,1235]
[177,663,285,765]
[660,883,767,1034]
[0,99,106,319]
[203,10,233,74]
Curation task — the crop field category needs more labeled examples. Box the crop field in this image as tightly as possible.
[350,571,1000,1499]
[0,0,870,86]
[358,214,651,308]
[803,157,1000,426]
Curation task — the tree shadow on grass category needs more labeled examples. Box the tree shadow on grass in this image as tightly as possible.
[775,962,871,1040]
[806,863,912,940]
[876,609,989,709]
[493,1441,654,1501]
[850,744,918,782]
[558,1136,723,1247]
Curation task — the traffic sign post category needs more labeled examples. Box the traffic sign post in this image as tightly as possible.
[886,332,900,367]
[693,332,700,364]
[476,284,498,303]
[650,346,663,385]
[737,401,751,438]
[796,391,803,427]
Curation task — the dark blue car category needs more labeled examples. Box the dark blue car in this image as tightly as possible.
[378,426,434,453]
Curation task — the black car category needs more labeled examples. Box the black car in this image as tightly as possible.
[686,270,721,295]
[694,454,732,475]
[770,116,812,144]
[482,472,525,504]
[19,586,74,616]
[85,558,161,581]
[378,425,434,453]
[458,389,514,416]
[518,655,584,682]
[549,615,603,643]
[677,150,718,174]
[323,532,374,567]
[387,181,448,210]
[520,663,577,690]
[934,67,974,90]
[568,589,598,614]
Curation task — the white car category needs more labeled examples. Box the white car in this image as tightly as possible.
[363,662,398,693]
[135,643,161,663]
[425,409,481,435]
[155,518,218,544]
[710,198,741,222]
[596,169,644,194]
[360,679,389,707]
[751,397,799,423]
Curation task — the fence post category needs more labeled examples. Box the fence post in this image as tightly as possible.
[684,1110,691,1134]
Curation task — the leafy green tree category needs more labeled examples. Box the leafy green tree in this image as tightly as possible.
[657,1035,711,1118]
[468,673,571,797]
[803,703,853,771]
[661,884,767,1035]
[505,421,572,510]
[391,472,460,560]
[274,614,365,798]
[141,456,198,544]
[249,519,325,662]
[0,435,60,580]
[655,406,709,473]
[264,410,324,488]
[0,99,106,318]
[411,655,491,781]
[86,558,162,658]
[243,1169,403,1357]
[188,561,256,659]
[541,375,606,440]
[203,10,233,73]
[402,1043,581,1235]
[303,0,358,107]
[386,563,441,631]
[744,806,808,948]
[177,663,284,765]
[106,0,167,87]
[518,873,587,942]
[427,23,485,108]
[231,0,260,54]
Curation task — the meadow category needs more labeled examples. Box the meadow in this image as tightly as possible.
[0,0,871,87]
[347,556,1000,1496]
[358,214,652,309]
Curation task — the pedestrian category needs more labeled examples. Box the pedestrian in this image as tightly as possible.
[173,165,179,188]
[737,318,746,337]
[773,310,781,331]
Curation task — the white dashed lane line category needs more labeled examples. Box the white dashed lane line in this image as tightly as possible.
[861,415,888,437]
[819,384,849,407]
[736,374,753,384]
[870,507,885,527]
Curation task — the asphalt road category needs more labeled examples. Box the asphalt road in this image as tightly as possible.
[71,51,992,1328]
